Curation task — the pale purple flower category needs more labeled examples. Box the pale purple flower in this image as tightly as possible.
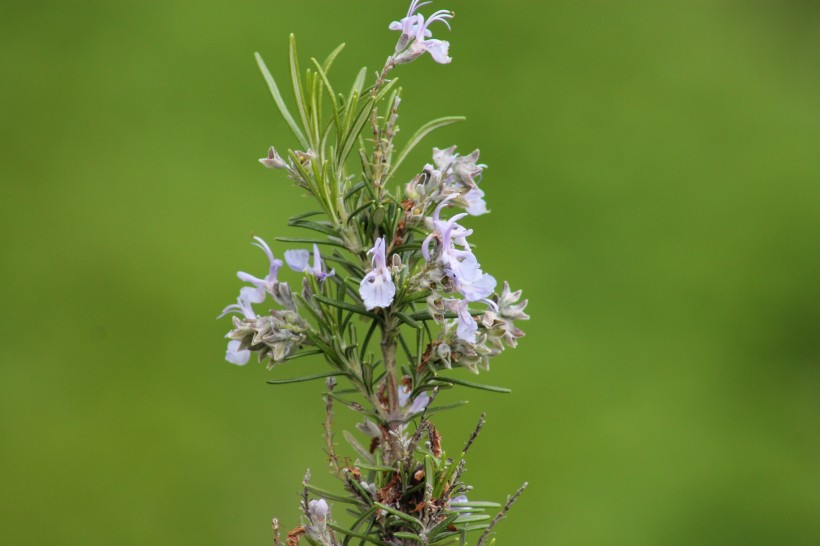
[450,494,471,516]
[285,244,334,281]
[407,391,431,415]
[219,295,257,366]
[306,498,331,541]
[359,237,396,310]
[454,299,478,343]
[390,0,453,65]
[259,146,287,169]
[390,1,434,51]
[218,294,257,320]
[433,147,484,185]
[225,340,251,366]
[308,499,329,529]
[448,253,496,302]
[432,145,457,170]
[422,197,496,301]
[284,249,310,272]
[432,147,488,215]
[398,384,431,415]
[444,296,497,344]
[237,236,283,304]
[462,187,488,216]
[421,196,472,263]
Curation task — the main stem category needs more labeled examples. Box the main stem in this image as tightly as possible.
[380,322,403,464]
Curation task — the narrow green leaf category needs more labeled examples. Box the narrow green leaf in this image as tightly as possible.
[266,371,345,385]
[288,210,324,221]
[339,98,376,166]
[409,310,456,321]
[288,218,339,236]
[311,57,339,111]
[348,67,367,106]
[343,430,376,465]
[254,52,308,148]
[390,116,466,177]
[451,501,501,508]
[344,180,368,201]
[305,483,359,504]
[309,67,322,144]
[454,514,491,523]
[391,533,424,542]
[359,319,379,362]
[425,400,469,415]
[431,376,511,393]
[314,295,378,319]
[373,77,399,102]
[281,349,323,362]
[322,42,346,73]
[347,505,377,535]
[392,242,422,254]
[322,254,365,277]
[395,311,421,329]
[288,34,312,147]
[355,462,397,473]
[428,513,460,538]
[373,502,423,528]
[347,200,374,224]
[304,484,360,505]
[275,236,346,248]
[328,523,391,546]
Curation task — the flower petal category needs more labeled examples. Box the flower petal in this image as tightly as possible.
[284,249,310,272]
[424,39,451,64]
[226,340,251,365]
[456,302,478,343]
[360,271,396,310]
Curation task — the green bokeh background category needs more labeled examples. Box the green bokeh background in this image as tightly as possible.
[2,1,819,544]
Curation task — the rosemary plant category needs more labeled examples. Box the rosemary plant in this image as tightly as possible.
[219,2,529,544]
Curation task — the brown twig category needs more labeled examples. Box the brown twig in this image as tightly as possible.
[323,378,341,474]
[272,518,281,546]
[463,413,486,455]
[300,469,311,517]
[476,482,529,546]
[406,387,440,461]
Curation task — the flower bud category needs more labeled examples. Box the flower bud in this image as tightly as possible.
[308,499,329,532]
[259,146,287,169]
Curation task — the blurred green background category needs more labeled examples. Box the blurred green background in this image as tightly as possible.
[2,0,819,544]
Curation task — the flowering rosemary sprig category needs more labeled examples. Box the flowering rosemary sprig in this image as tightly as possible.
[221,2,529,544]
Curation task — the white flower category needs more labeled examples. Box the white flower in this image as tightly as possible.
[359,237,396,310]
